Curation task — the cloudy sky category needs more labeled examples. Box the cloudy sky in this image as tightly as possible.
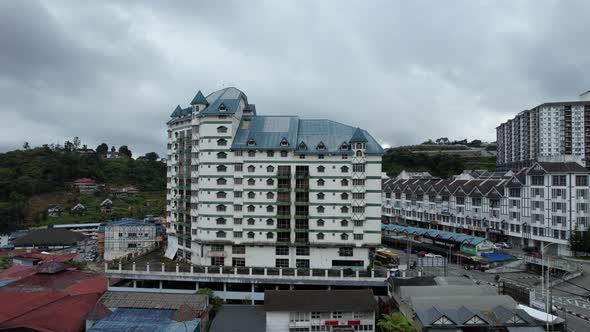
[1,0,590,157]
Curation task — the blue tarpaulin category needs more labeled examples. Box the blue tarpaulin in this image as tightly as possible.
[481,252,514,262]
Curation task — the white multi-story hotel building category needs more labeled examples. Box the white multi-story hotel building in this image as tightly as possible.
[166,87,383,269]
[496,92,590,170]
[382,162,590,255]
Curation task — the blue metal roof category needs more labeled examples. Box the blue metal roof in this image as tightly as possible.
[232,117,383,155]
[170,105,182,117]
[190,90,209,105]
[350,127,369,143]
[382,224,487,246]
[107,218,153,227]
[88,308,200,332]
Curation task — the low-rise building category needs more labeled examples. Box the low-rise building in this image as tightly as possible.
[73,178,98,193]
[71,203,86,214]
[47,205,63,217]
[100,219,159,261]
[264,289,376,332]
[12,228,86,250]
[100,199,113,213]
[86,291,209,332]
[382,162,590,255]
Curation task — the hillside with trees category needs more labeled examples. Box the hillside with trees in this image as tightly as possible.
[0,139,166,233]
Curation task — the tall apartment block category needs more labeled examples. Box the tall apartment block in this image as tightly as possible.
[166,87,383,269]
[496,91,590,170]
[382,162,590,255]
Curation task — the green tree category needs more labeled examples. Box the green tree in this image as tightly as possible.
[118,145,132,158]
[468,139,482,147]
[197,288,223,313]
[73,137,81,150]
[23,142,30,150]
[377,313,416,332]
[144,152,159,162]
[96,143,109,156]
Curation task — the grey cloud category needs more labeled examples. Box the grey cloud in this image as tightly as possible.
[1,0,590,157]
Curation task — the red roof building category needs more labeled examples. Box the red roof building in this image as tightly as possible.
[0,262,106,332]
[73,178,95,184]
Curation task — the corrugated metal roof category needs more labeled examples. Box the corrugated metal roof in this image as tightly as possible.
[88,308,201,332]
[382,224,488,245]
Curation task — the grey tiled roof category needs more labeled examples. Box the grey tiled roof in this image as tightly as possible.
[264,289,376,312]
[209,305,265,332]
[99,291,208,312]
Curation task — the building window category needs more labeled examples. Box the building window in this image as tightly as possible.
[247,231,255,239]
[576,175,588,186]
[247,138,256,146]
[317,219,325,226]
[247,218,255,225]
[552,175,567,186]
[248,165,256,172]
[232,258,245,267]
[266,232,274,239]
[216,217,226,225]
[341,166,349,173]
[317,233,324,240]
[531,176,544,186]
[233,231,242,238]
[354,234,364,240]
[317,192,325,200]
[317,165,325,173]
[296,259,310,268]
[352,164,365,172]
[217,152,227,159]
[340,233,349,240]
[217,126,227,133]
[248,191,256,199]
[248,150,256,157]
[235,164,243,172]
[289,312,310,322]
[317,179,325,186]
[352,193,365,200]
[217,165,227,172]
[233,218,242,224]
[266,218,274,225]
[216,191,227,199]
[217,139,227,146]
[267,151,274,157]
[217,178,227,185]
[232,245,246,254]
[340,220,348,227]
[332,312,343,319]
[296,247,310,256]
[234,205,242,212]
[317,206,325,213]
[341,179,349,186]
[216,231,226,238]
[276,246,289,255]
[248,178,256,185]
[275,259,289,268]
[248,205,255,212]
[266,205,274,212]
[216,205,226,212]
[280,138,289,147]
[235,178,242,185]
[353,179,365,186]
[281,150,288,157]
[339,247,353,256]
[266,192,274,199]
[341,206,349,213]
[341,193,349,200]
[267,165,275,172]
[267,178,274,185]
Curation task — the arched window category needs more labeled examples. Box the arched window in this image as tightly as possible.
[317,166,325,173]
[216,218,226,225]
[247,218,255,225]
[341,166,349,173]
[247,138,256,146]
[216,231,226,238]
[216,178,227,185]
[341,193,349,200]
[216,191,227,199]
[218,103,227,111]
[340,220,348,227]
[266,205,274,212]
[248,165,256,172]
[317,219,325,227]
[280,138,289,146]
[267,151,274,157]
[356,150,363,157]
[248,150,256,157]
[217,126,228,133]
[217,139,227,146]
[340,143,349,150]
[247,205,255,212]
[316,142,326,150]
[216,205,226,212]
[266,192,274,199]
[247,231,255,239]
[266,178,274,186]
[317,192,325,200]
[217,152,227,159]
[267,165,274,173]
[341,206,349,213]
[317,206,325,213]
[341,233,349,240]
[341,179,349,186]
[248,192,255,199]
[248,178,256,185]
[298,142,307,151]
[317,179,325,186]
[317,233,324,240]
[266,232,274,239]
[266,218,274,225]
[280,150,288,157]
[217,165,227,172]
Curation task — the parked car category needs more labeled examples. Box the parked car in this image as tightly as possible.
[417,251,426,257]
[425,253,443,258]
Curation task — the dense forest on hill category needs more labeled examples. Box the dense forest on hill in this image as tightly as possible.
[382,146,496,178]
[0,142,166,233]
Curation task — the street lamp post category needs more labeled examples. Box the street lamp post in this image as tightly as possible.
[541,242,558,332]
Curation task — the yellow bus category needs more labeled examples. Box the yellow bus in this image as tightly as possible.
[374,250,400,268]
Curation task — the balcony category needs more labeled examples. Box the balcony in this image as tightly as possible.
[278,172,291,179]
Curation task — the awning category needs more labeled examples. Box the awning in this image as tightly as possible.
[164,236,178,259]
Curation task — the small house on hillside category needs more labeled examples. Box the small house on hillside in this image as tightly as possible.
[100,199,113,213]
[71,203,86,215]
[122,186,139,194]
[47,205,63,217]
[73,178,98,193]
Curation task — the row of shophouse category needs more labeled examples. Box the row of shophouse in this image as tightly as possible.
[381,162,590,256]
